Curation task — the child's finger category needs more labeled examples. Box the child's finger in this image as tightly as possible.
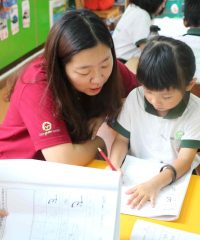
[0,209,8,217]
[150,195,156,208]
[128,194,144,209]
[136,196,149,210]
[125,186,137,194]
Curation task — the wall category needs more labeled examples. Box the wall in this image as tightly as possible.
[0,0,50,73]
[160,0,184,18]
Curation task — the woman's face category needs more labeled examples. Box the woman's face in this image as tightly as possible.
[65,43,113,96]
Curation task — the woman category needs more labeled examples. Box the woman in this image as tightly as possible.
[0,9,138,165]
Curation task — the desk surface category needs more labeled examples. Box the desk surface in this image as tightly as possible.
[88,160,200,239]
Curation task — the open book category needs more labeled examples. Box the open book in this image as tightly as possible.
[130,220,200,240]
[0,159,121,240]
[121,155,192,221]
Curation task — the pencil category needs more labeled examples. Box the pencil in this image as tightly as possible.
[97,147,117,171]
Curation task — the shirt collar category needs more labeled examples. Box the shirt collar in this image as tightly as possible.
[185,28,200,36]
[144,91,190,119]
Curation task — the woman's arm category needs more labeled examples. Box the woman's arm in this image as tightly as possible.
[126,148,197,209]
[42,135,105,166]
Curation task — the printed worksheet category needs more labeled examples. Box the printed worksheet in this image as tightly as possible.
[130,220,200,240]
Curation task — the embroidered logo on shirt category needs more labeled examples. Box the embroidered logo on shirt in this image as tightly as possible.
[42,121,52,135]
[175,130,184,140]
[170,130,185,152]
[39,121,61,137]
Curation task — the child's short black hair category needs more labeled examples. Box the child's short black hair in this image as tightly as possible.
[137,36,196,92]
[184,0,200,27]
[128,0,164,15]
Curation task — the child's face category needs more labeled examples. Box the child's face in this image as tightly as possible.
[143,87,184,116]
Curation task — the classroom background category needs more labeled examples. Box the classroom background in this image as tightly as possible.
[2,0,200,121]
[1,0,198,140]
[0,0,185,77]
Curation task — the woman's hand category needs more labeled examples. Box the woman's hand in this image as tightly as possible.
[125,179,162,209]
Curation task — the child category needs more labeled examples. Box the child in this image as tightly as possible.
[112,0,166,63]
[110,36,200,209]
[176,0,200,83]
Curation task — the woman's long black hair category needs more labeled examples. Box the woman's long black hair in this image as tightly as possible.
[44,9,123,142]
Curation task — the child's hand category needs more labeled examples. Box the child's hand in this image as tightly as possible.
[125,179,161,209]
[0,209,8,217]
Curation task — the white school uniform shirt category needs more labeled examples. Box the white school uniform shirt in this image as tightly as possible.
[113,87,200,168]
[176,28,200,83]
[112,4,151,61]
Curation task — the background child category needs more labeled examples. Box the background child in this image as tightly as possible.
[176,0,200,83]
[110,36,200,209]
[112,0,166,63]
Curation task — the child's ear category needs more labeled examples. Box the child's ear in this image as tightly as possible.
[186,78,197,91]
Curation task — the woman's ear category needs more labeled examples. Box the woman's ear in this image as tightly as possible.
[186,78,197,91]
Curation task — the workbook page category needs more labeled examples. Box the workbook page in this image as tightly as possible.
[130,220,200,240]
[121,155,192,220]
[0,184,118,240]
[0,159,121,240]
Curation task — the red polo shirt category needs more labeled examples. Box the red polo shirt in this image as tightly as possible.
[0,56,138,159]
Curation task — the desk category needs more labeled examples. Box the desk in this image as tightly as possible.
[88,160,200,239]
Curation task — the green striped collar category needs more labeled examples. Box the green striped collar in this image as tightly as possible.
[185,28,200,36]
